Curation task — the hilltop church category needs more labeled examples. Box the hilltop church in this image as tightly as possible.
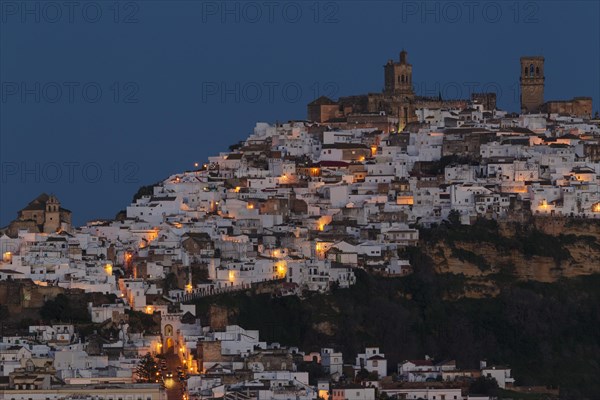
[5,193,72,237]
[308,51,593,130]
[307,50,495,131]
[519,55,593,117]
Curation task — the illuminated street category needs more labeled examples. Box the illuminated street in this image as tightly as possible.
[162,350,186,400]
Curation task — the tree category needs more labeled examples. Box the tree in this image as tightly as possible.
[40,294,90,323]
[127,309,160,334]
[135,353,161,383]
[163,272,179,292]
[297,361,328,385]
[132,183,159,202]
[229,142,243,152]
[355,368,378,382]
[0,305,9,322]
[447,209,461,226]
[469,376,499,395]
[191,264,210,285]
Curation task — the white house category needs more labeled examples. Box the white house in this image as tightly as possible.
[355,347,387,378]
[480,361,515,389]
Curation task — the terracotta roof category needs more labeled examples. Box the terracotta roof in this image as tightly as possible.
[21,193,50,211]
[308,96,337,106]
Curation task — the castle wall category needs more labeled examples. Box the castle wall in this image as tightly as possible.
[544,97,593,118]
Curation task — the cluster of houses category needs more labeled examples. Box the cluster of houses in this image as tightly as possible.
[3,101,600,299]
[0,305,516,400]
[0,320,164,400]
[1,94,594,399]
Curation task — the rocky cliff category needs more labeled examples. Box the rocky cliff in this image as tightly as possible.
[420,216,600,298]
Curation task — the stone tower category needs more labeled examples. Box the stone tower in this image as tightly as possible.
[520,56,545,113]
[384,50,416,131]
[384,50,415,98]
[43,194,61,233]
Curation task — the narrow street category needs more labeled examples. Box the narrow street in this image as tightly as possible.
[162,350,186,400]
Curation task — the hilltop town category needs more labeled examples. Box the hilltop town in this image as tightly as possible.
[1,51,599,400]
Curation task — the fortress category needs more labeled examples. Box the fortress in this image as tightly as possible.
[307,50,478,131]
[520,55,593,117]
[307,51,593,129]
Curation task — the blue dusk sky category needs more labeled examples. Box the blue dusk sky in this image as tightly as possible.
[1,0,599,226]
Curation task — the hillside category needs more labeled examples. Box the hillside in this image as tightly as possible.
[420,217,600,297]
[194,218,600,400]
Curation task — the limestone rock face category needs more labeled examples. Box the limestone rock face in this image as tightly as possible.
[422,217,600,298]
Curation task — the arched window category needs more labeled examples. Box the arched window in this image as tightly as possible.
[401,75,405,83]
[536,66,540,76]
[529,64,535,77]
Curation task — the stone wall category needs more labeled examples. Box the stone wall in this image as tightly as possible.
[0,280,67,317]
[544,97,593,118]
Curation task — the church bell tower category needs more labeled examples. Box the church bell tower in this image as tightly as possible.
[43,195,61,233]
[520,56,545,113]
[384,50,415,98]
